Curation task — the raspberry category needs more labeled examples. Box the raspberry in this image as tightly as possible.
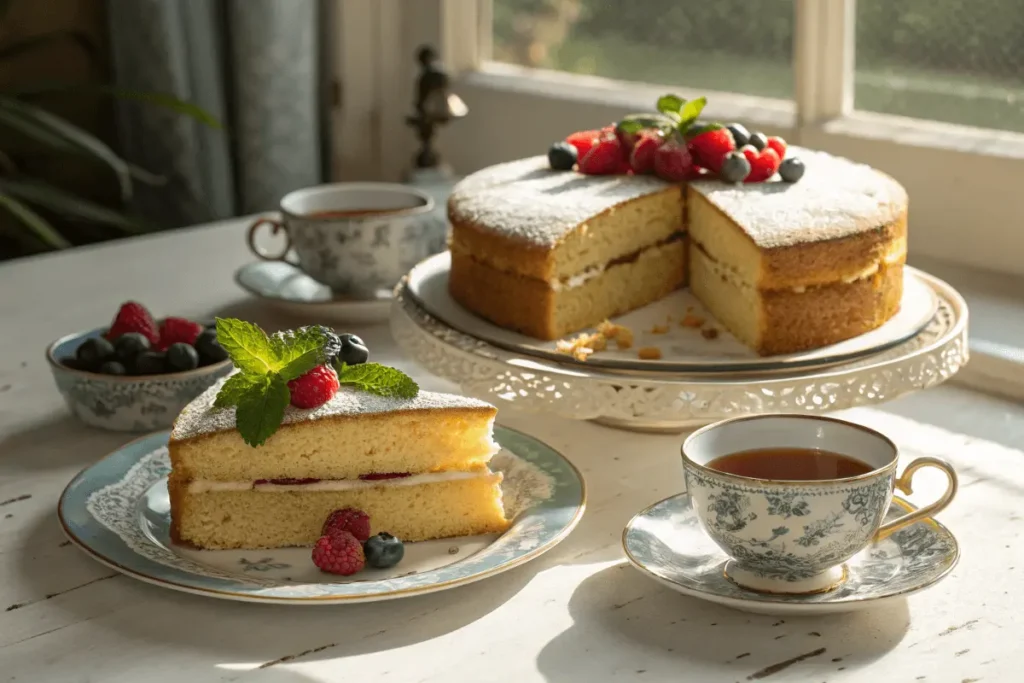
[687,127,736,173]
[322,507,372,541]
[766,136,787,160]
[629,131,663,174]
[565,129,601,160]
[105,301,159,345]
[578,134,626,175]
[311,530,365,576]
[287,365,339,409]
[742,146,782,183]
[652,137,694,182]
[157,317,204,350]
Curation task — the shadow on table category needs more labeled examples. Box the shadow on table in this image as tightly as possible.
[0,414,130,475]
[14,511,539,676]
[536,562,911,683]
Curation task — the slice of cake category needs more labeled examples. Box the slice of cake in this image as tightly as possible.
[168,321,510,550]
[448,156,686,340]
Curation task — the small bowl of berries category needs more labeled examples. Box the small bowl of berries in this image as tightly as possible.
[45,302,233,432]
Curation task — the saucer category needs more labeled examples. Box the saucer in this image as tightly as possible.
[235,261,391,324]
[622,493,958,615]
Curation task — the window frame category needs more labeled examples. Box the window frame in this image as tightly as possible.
[331,0,1024,277]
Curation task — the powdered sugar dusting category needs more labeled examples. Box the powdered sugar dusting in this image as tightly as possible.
[170,376,495,442]
[491,449,554,519]
[448,156,674,248]
[690,147,907,248]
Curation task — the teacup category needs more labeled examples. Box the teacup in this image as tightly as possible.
[681,414,958,595]
[247,183,447,297]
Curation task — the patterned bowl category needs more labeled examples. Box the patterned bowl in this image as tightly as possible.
[46,325,232,432]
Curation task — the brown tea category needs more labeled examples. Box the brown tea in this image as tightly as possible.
[304,208,411,219]
[706,447,873,481]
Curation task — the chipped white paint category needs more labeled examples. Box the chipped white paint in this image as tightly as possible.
[1,218,1024,682]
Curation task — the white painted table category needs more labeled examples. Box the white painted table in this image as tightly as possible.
[2,220,1024,683]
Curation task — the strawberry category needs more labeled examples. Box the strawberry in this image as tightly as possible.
[742,146,781,183]
[766,136,787,160]
[578,134,626,175]
[105,301,159,345]
[629,131,664,174]
[652,137,694,182]
[157,317,204,350]
[565,129,602,160]
[687,127,735,173]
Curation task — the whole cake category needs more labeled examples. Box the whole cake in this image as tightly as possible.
[168,320,509,551]
[448,95,907,355]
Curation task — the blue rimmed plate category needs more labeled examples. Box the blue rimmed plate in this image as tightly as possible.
[623,493,958,615]
[59,426,585,604]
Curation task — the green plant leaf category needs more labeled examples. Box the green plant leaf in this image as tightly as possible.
[333,362,419,399]
[214,318,277,375]
[234,373,290,447]
[0,104,79,154]
[656,94,686,118]
[271,326,333,380]
[0,96,133,200]
[677,96,708,132]
[214,373,266,409]
[0,191,70,248]
[0,179,145,232]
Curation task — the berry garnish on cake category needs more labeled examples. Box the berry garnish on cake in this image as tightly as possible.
[546,93,804,185]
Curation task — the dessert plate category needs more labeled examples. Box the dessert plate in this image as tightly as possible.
[235,261,391,324]
[622,493,958,616]
[59,426,585,604]
[405,252,939,374]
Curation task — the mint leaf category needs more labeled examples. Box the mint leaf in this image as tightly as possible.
[215,318,276,375]
[271,326,332,380]
[234,373,290,447]
[656,94,685,118]
[334,362,419,399]
[214,373,267,409]
[677,96,707,132]
[617,115,672,136]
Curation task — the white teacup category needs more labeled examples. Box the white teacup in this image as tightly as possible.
[247,183,447,297]
[682,414,958,595]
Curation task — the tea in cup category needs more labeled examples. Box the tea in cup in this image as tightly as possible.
[681,414,957,594]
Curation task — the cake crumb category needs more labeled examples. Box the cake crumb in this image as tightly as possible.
[588,333,608,351]
[701,327,720,340]
[615,327,634,349]
[649,324,670,335]
[680,313,705,328]
[572,346,593,361]
[555,331,609,361]
[555,339,575,353]
[637,346,662,360]
[596,320,635,349]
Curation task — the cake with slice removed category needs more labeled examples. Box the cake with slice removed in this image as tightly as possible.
[168,320,510,550]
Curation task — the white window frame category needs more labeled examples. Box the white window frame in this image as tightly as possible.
[331,0,1024,277]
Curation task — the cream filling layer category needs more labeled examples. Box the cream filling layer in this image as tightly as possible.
[187,470,495,494]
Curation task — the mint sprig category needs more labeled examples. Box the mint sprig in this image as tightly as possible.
[211,318,419,447]
[333,361,419,399]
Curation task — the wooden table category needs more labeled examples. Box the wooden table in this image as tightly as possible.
[3,220,1024,683]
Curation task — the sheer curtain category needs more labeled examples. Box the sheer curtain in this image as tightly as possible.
[105,0,326,227]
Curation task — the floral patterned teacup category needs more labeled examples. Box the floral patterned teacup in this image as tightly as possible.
[681,415,958,595]
[247,183,447,297]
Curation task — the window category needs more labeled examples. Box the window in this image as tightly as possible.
[334,0,1024,277]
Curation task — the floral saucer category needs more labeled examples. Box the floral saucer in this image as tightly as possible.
[234,261,392,324]
[622,493,958,615]
[59,426,585,604]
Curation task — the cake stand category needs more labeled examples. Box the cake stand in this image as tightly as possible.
[390,271,968,433]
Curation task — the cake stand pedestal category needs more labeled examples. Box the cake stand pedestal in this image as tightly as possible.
[390,272,968,433]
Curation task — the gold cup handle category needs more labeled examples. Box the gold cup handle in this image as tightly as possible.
[875,456,959,541]
[246,217,297,264]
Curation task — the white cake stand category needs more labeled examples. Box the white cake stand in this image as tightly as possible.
[390,271,968,433]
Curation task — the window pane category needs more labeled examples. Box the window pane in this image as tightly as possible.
[855,0,1024,133]
[492,0,794,99]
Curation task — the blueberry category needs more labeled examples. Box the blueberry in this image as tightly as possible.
[133,351,167,375]
[747,132,768,151]
[547,141,578,171]
[726,123,750,148]
[719,151,751,183]
[363,532,405,569]
[98,360,127,376]
[114,332,151,364]
[75,337,115,369]
[62,357,90,371]
[779,157,806,183]
[337,333,369,366]
[166,343,199,372]
[194,329,229,365]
